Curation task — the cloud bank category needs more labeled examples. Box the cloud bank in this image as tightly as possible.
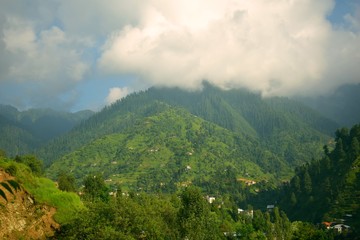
[99,0,360,96]
[0,0,359,110]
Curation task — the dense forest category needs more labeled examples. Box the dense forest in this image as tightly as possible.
[276,124,360,227]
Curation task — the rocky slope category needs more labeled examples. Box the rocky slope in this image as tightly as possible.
[0,169,59,239]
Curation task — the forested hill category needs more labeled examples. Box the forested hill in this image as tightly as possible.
[0,114,39,156]
[0,105,93,156]
[274,124,360,229]
[40,84,338,192]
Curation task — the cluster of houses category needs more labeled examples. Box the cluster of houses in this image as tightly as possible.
[322,221,351,233]
[322,213,353,233]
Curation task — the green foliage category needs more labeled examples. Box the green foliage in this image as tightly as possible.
[15,154,44,176]
[56,193,180,239]
[5,164,17,175]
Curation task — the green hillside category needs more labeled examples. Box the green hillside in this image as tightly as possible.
[42,84,338,194]
[40,84,336,167]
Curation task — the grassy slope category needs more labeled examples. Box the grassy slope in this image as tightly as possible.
[47,106,279,191]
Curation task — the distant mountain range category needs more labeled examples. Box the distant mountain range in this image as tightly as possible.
[0,105,93,156]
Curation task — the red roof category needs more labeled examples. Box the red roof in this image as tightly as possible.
[322,222,332,228]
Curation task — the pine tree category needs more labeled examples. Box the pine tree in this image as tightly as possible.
[334,138,346,161]
[303,170,312,195]
[291,175,301,194]
[350,137,360,159]
[290,192,297,207]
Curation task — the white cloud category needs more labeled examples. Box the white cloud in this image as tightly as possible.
[99,0,360,96]
[106,87,131,105]
[0,0,359,110]
[3,18,88,83]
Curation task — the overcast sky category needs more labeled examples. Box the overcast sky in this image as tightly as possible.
[0,0,359,111]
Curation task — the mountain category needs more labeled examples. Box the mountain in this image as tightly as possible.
[0,105,94,156]
[42,84,338,193]
[298,83,360,127]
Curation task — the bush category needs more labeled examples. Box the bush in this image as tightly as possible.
[5,164,17,176]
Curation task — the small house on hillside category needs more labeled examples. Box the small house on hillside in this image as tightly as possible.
[267,205,275,211]
[332,224,350,233]
[206,196,216,204]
